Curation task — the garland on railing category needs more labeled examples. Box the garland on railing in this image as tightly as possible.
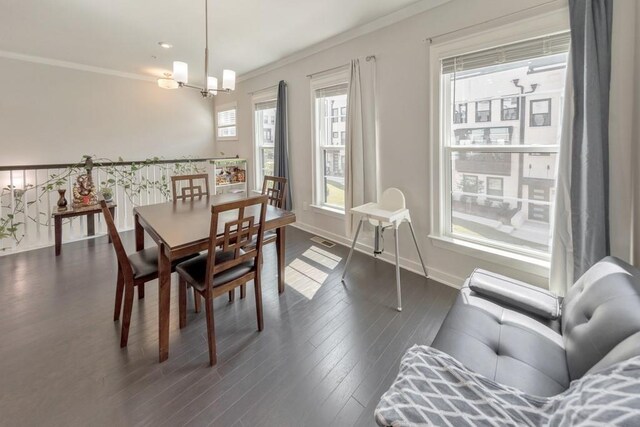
[0,155,207,246]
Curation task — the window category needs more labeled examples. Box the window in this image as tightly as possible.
[461,175,479,203]
[501,97,519,121]
[530,99,551,126]
[253,96,277,189]
[487,177,504,197]
[453,103,467,124]
[434,31,570,258]
[311,71,349,211]
[216,103,237,141]
[475,100,492,122]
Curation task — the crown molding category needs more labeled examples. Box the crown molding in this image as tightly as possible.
[0,50,156,82]
[237,0,451,82]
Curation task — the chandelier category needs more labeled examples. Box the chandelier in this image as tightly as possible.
[157,0,235,97]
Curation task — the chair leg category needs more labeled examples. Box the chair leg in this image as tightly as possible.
[204,291,217,366]
[138,283,145,299]
[120,283,135,348]
[228,289,235,302]
[240,284,246,299]
[254,278,264,332]
[179,277,187,329]
[193,287,201,313]
[114,266,124,321]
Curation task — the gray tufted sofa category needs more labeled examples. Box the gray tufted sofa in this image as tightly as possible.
[431,256,640,397]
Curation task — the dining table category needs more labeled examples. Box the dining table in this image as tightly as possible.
[133,192,296,362]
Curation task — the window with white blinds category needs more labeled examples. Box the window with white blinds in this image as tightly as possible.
[216,103,237,140]
[310,70,349,211]
[253,97,277,189]
[437,31,570,258]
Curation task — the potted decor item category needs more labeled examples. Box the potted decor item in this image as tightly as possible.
[100,187,113,203]
[57,189,68,211]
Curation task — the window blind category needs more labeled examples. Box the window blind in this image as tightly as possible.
[255,100,276,111]
[442,32,570,74]
[314,83,348,99]
[217,109,236,126]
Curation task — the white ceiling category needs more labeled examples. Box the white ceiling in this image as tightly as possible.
[0,0,439,85]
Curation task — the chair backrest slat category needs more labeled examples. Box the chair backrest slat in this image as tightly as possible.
[262,176,288,209]
[171,174,210,200]
[99,200,134,279]
[205,195,268,287]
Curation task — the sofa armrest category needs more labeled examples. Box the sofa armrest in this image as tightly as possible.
[468,269,560,319]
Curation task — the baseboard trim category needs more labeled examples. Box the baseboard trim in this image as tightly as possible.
[290,221,463,289]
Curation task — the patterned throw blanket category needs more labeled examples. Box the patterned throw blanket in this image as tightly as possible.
[375,345,640,426]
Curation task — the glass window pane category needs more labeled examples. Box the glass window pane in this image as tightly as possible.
[448,53,567,146]
[261,147,274,177]
[314,83,347,209]
[450,151,558,253]
[254,100,277,187]
[322,147,345,208]
[218,126,236,138]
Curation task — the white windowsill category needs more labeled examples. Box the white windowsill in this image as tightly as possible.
[310,204,345,219]
[429,234,550,278]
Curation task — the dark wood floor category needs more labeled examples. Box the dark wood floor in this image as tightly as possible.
[0,226,457,426]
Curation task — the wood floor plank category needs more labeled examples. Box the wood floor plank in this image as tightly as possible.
[0,225,458,426]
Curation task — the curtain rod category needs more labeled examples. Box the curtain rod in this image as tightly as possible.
[424,0,561,44]
[247,83,280,95]
[306,55,376,78]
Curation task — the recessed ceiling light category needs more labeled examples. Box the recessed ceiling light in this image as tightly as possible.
[158,42,173,49]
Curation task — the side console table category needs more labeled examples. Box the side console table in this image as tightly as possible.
[52,203,116,256]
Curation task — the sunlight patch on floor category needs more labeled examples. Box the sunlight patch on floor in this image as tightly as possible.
[301,246,342,270]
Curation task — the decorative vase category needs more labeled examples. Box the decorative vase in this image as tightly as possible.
[57,189,68,211]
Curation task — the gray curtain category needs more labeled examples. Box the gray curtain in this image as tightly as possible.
[274,80,292,211]
[568,0,613,279]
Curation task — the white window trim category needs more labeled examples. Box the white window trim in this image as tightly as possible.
[251,90,278,191]
[216,101,238,142]
[428,9,569,275]
[309,68,350,214]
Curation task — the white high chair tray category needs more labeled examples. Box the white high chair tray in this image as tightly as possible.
[349,202,409,225]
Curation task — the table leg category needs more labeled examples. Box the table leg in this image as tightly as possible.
[158,244,171,363]
[87,213,95,236]
[54,216,62,256]
[276,227,286,294]
[134,214,144,251]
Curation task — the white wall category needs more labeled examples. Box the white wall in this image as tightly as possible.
[609,0,639,264]
[215,0,639,288]
[0,56,216,165]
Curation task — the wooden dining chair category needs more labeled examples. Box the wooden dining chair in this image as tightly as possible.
[176,195,268,366]
[238,176,288,299]
[171,172,212,309]
[171,173,210,200]
[100,200,196,348]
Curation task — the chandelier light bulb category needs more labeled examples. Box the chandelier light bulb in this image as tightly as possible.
[172,61,188,84]
[222,69,236,91]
